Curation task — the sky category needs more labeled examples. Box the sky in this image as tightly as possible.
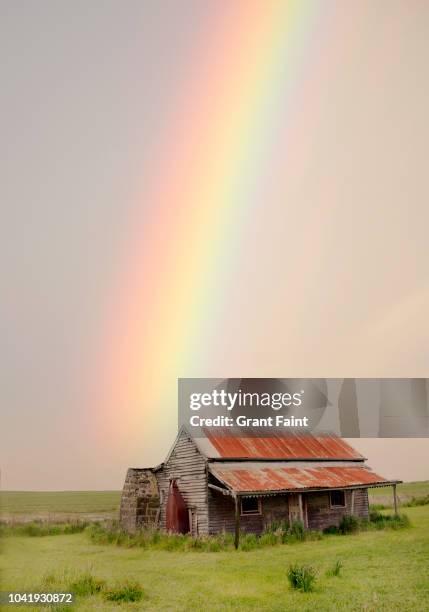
[1,1,428,490]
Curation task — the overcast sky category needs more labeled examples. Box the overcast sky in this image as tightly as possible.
[1,1,428,490]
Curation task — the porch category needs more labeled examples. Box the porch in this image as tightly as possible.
[207,462,400,547]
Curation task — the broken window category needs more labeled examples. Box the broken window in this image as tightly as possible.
[241,497,261,515]
[330,490,346,507]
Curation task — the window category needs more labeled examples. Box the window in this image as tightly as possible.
[330,490,346,507]
[240,497,261,515]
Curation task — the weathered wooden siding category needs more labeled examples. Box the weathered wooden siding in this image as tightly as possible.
[261,495,290,527]
[306,488,368,530]
[208,489,262,534]
[156,429,209,535]
[208,492,291,535]
[352,488,369,519]
[208,488,369,534]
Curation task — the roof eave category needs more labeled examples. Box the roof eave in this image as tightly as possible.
[216,480,402,496]
[207,456,367,463]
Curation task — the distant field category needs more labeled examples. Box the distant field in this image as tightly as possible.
[0,491,121,522]
[2,505,429,610]
[368,481,429,507]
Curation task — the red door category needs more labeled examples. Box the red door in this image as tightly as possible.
[166,480,189,534]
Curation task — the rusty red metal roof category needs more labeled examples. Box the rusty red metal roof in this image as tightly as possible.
[201,429,363,460]
[209,463,393,493]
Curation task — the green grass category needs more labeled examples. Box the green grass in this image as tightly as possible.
[85,519,326,551]
[0,490,121,519]
[2,505,428,611]
[287,564,317,592]
[0,520,89,537]
[84,513,406,552]
[103,581,146,603]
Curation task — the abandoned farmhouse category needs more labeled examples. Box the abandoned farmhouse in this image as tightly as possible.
[120,427,399,541]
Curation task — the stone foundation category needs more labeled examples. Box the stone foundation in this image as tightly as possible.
[119,468,160,533]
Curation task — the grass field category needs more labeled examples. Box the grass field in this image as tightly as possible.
[0,491,121,521]
[1,483,428,609]
[1,505,429,611]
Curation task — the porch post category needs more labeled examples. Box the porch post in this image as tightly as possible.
[234,494,240,549]
[393,484,398,516]
[298,493,304,524]
[350,489,356,515]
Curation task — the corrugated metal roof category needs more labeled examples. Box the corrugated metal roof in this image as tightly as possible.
[209,462,393,493]
[200,429,363,460]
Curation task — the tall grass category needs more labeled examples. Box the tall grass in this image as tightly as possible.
[402,494,429,507]
[69,572,105,596]
[36,568,145,605]
[87,521,238,551]
[0,520,89,537]
[87,512,409,552]
[323,511,410,534]
[367,510,410,529]
[339,515,360,534]
[103,581,145,602]
[287,564,317,592]
[326,559,343,577]
[87,520,323,552]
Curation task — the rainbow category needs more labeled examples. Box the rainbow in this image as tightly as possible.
[94,1,331,461]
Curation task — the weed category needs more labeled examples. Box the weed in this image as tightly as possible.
[326,559,343,577]
[259,532,278,547]
[368,510,410,530]
[84,511,410,555]
[103,581,145,602]
[68,572,105,597]
[289,520,305,540]
[287,564,317,592]
[339,515,359,534]
[240,533,259,551]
